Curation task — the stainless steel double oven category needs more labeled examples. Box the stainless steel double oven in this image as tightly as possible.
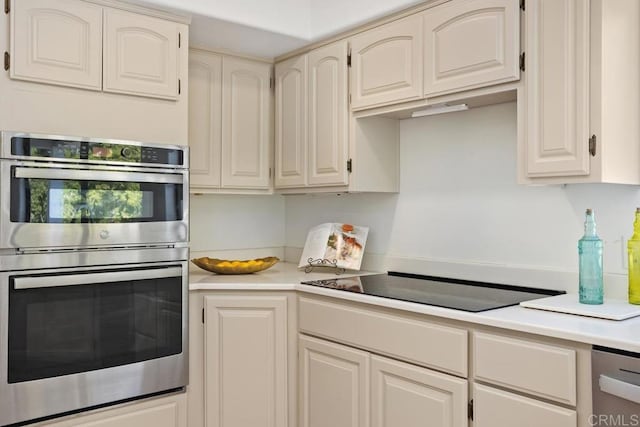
[0,132,189,426]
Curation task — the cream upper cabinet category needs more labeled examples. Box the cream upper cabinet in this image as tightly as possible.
[10,0,103,90]
[521,0,590,178]
[10,0,183,101]
[423,0,520,98]
[188,49,273,193]
[205,295,288,427]
[103,8,180,100]
[519,0,640,184]
[221,56,272,189]
[299,335,369,427]
[307,40,349,187]
[275,46,399,193]
[371,356,467,427]
[275,54,307,188]
[189,50,222,188]
[349,15,423,110]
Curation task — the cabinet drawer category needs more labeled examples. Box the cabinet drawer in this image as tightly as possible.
[473,332,576,405]
[41,393,187,427]
[473,383,577,427]
[299,296,467,377]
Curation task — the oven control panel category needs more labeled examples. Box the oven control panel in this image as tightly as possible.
[10,136,184,166]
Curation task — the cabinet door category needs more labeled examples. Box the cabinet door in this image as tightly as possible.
[423,0,519,97]
[299,335,369,427]
[204,295,288,427]
[371,356,467,427]
[350,15,423,110]
[473,383,577,427]
[523,0,590,177]
[221,57,272,189]
[11,0,102,90]
[189,50,222,189]
[308,41,349,187]
[275,54,307,188]
[103,8,180,100]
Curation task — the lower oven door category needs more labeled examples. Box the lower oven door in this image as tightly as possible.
[0,260,188,426]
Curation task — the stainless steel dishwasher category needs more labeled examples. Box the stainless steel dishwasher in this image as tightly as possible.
[592,346,640,426]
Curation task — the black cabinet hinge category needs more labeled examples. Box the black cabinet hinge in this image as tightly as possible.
[178,32,181,48]
[4,0,9,14]
[202,308,205,323]
[589,134,597,156]
[519,52,525,72]
[178,79,181,95]
[520,0,525,11]
[347,49,352,67]
[468,399,474,420]
[347,158,352,173]
[4,52,9,71]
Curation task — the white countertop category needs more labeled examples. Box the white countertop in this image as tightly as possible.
[190,262,640,353]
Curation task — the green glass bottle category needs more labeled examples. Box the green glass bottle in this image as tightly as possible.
[628,208,640,305]
[578,208,603,304]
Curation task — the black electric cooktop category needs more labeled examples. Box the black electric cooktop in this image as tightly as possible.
[301,272,565,312]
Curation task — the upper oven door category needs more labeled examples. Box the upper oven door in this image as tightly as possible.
[0,161,189,249]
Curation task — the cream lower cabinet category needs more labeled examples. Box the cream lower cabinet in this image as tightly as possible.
[299,334,468,427]
[371,355,467,427]
[41,393,187,427]
[203,295,289,427]
[299,335,369,427]
[519,0,640,184]
[189,49,273,193]
[473,383,576,427]
[10,0,184,100]
[472,331,584,427]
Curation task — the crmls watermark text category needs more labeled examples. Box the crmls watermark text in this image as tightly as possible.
[589,415,640,426]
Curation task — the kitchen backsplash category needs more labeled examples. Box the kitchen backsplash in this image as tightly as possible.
[191,102,640,296]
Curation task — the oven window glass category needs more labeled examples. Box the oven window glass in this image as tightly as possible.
[10,173,182,223]
[7,267,183,383]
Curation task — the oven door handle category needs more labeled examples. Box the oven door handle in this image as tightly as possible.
[14,167,184,184]
[13,267,182,290]
[599,372,640,404]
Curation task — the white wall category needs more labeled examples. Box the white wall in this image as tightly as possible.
[284,102,640,295]
[309,0,424,39]
[129,0,424,57]
[190,194,285,255]
[132,0,311,39]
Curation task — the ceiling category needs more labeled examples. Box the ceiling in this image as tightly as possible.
[124,0,425,58]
